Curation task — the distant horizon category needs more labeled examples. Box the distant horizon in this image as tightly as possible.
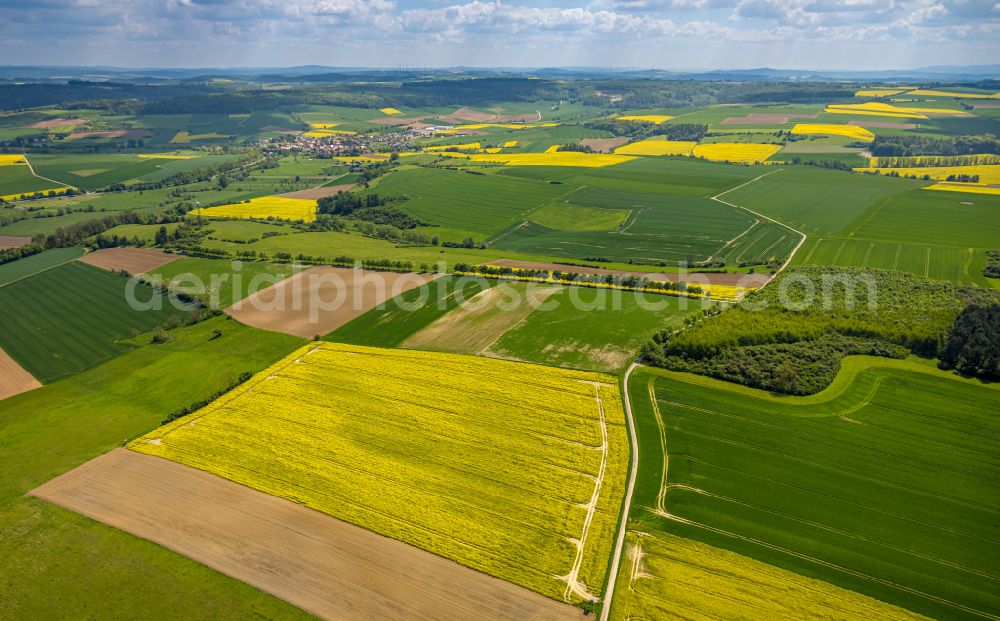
[2,1,996,72]
[3,62,1000,76]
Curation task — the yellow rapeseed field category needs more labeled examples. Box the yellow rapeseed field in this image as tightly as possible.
[614,139,695,156]
[0,187,74,201]
[617,115,673,124]
[854,164,1000,185]
[459,151,636,168]
[692,143,782,163]
[544,144,561,153]
[790,123,875,141]
[308,123,339,129]
[481,147,502,153]
[0,154,27,166]
[610,532,929,621]
[379,107,402,115]
[191,196,317,222]
[825,102,971,119]
[926,182,1000,196]
[131,342,629,603]
[502,140,518,147]
[907,89,999,99]
[424,142,481,151]
[304,128,356,138]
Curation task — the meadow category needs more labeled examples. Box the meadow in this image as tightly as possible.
[487,287,699,372]
[131,343,629,603]
[623,359,1000,620]
[0,261,190,382]
[326,275,496,346]
[145,257,298,309]
[0,317,308,619]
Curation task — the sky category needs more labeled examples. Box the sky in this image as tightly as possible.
[1,0,998,71]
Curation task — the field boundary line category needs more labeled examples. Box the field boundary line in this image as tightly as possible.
[599,362,640,621]
[0,250,86,290]
[651,509,1000,620]
[710,168,808,279]
[21,154,76,189]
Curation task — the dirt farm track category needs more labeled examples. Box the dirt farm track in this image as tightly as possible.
[31,449,581,621]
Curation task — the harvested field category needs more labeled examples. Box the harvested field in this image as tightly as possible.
[721,113,817,124]
[494,112,540,123]
[0,346,40,400]
[486,259,772,288]
[848,120,917,129]
[27,117,86,129]
[64,130,153,140]
[972,102,1000,109]
[32,449,581,621]
[78,247,181,275]
[439,107,496,123]
[403,283,560,354]
[226,267,440,338]
[276,183,354,200]
[0,235,32,250]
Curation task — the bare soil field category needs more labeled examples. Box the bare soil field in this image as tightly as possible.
[27,117,86,128]
[277,183,354,200]
[580,137,630,153]
[227,267,440,338]
[0,346,41,400]
[972,102,1000,109]
[0,235,32,250]
[31,449,580,621]
[487,259,772,287]
[65,130,154,140]
[78,247,181,275]
[848,120,917,129]
[721,113,818,125]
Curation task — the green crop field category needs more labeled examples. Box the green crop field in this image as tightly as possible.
[26,153,243,191]
[844,189,1000,249]
[0,247,85,287]
[0,163,61,196]
[793,237,989,286]
[624,358,1000,620]
[723,167,924,235]
[375,166,569,237]
[0,261,192,382]
[0,317,308,619]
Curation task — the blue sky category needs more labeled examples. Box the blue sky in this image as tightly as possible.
[1,0,997,70]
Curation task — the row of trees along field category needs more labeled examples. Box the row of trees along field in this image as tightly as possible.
[870,135,1000,157]
[643,266,1000,394]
